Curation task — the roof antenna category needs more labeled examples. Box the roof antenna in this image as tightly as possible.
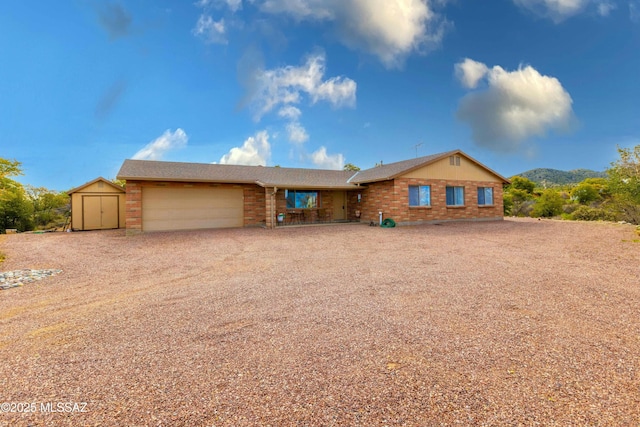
[412,142,423,158]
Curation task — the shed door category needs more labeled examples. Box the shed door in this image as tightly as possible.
[142,187,243,232]
[83,195,119,230]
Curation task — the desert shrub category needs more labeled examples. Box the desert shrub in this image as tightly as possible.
[571,205,616,222]
[503,192,513,216]
[605,195,640,224]
[562,203,579,214]
[512,200,535,217]
[532,189,564,218]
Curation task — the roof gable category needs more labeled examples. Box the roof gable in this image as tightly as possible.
[68,177,125,194]
[348,150,453,183]
[398,152,510,183]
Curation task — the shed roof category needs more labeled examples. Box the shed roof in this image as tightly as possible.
[68,177,126,194]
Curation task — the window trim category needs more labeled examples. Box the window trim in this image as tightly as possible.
[408,185,431,207]
[446,186,465,207]
[477,186,494,206]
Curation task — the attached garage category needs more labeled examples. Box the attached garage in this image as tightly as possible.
[142,186,243,232]
[68,177,126,231]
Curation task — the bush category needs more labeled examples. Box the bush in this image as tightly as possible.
[571,183,600,205]
[532,190,564,218]
[571,206,616,222]
[606,196,640,224]
[562,203,579,214]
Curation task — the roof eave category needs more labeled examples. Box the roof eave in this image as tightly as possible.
[256,181,361,190]
[117,176,258,185]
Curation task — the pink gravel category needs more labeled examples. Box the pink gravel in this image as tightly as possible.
[1,218,639,426]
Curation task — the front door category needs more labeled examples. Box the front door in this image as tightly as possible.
[332,191,347,221]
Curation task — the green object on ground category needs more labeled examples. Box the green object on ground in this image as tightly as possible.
[381,218,396,228]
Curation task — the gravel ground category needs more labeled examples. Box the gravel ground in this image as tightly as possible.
[1,218,639,426]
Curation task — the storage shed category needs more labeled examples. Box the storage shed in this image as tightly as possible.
[68,177,126,231]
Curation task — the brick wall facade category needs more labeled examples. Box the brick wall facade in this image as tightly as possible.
[124,181,143,234]
[124,178,504,232]
[358,178,504,225]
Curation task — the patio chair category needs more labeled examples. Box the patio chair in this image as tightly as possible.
[316,208,329,223]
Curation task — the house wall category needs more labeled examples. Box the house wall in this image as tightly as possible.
[70,181,125,230]
[124,181,265,233]
[358,178,504,225]
[402,154,500,181]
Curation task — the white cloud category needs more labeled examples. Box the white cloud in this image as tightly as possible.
[512,0,623,21]
[197,0,243,12]
[132,129,188,160]
[260,0,334,20]
[513,0,588,21]
[597,0,616,15]
[286,122,309,144]
[278,105,302,120]
[309,146,344,169]
[455,60,575,152]
[455,58,489,89]
[192,14,227,44]
[258,0,445,68]
[219,130,271,165]
[251,52,356,120]
[225,0,242,12]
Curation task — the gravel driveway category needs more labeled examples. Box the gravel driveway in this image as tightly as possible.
[1,218,639,426]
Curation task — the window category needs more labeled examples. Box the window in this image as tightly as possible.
[286,190,318,209]
[449,155,461,166]
[446,186,465,206]
[477,187,494,205]
[409,185,431,206]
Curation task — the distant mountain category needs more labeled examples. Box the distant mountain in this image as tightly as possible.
[514,168,606,186]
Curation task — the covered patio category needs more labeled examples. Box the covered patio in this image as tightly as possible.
[264,187,363,228]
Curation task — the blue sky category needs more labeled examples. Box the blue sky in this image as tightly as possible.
[2,0,639,191]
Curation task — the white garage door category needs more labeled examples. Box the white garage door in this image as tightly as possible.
[142,187,243,231]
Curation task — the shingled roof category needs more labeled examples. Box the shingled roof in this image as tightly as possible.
[347,151,458,184]
[116,149,509,188]
[117,159,359,189]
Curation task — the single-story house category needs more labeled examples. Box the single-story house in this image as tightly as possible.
[116,149,510,233]
[68,177,126,231]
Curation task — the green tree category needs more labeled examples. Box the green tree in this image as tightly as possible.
[112,179,126,188]
[0,158,22,180]
[0,183,34,232]
[509,176,536,193]
[504,176,536,216]
[0,158,34,232]
[25,186,70,229]
[343,163,361,172]
[532,189,564,218]
[571,182,600,205]
[608,145,640,200]
[606,144,640,224]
